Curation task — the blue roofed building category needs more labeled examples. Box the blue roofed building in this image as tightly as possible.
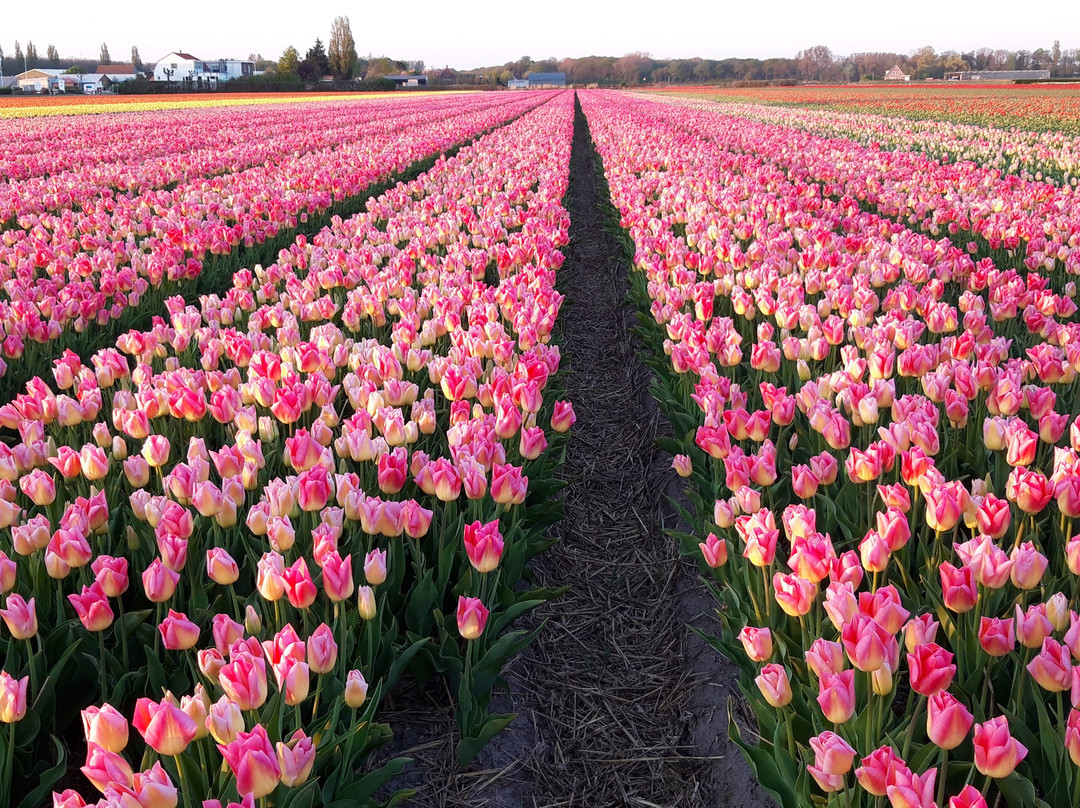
[527,72,566,88]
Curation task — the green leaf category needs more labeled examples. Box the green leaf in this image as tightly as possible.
[728,713,799,808]
[15,736,66,808]
[996,771,1038,808]
[332,756,412,803]
[457,713,516,766]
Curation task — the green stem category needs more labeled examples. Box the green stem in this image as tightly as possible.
[936,747,948,808]
[1,722,14,808]
[174,755,194,808]
[98,629,108,702]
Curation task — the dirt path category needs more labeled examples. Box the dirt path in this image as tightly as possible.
[375,92,776,808]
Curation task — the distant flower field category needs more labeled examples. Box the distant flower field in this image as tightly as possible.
[649,83,1080,134]
[0,92,448,119]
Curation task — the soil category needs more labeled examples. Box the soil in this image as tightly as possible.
[372,92,777,808]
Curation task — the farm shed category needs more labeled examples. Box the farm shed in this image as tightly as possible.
[527,72,566,88]
[383,74,429,87]
[945,69,1051,81]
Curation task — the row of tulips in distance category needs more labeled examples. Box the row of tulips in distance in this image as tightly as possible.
[0,91,576,808]
[650,85,1080,136]
[581,88,1080,808]
[656,91,1080,187]
[0,93,402,120]
[1,97,454,212]
[0,94,552,389]
[638,93,1080,288]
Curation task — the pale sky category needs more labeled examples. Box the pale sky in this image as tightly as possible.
[1,0,1077,71]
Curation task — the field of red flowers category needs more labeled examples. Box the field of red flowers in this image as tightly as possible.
[652,83,1080,134]
[3,84,1080,808]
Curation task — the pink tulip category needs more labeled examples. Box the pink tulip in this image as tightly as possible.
[464,520,504,574]
[927,690,973,750]
[219,653,268,712]
[737,626,773,663]
[344,669,369,709]
[0,593,37,640]
[277,729,316,787]
[817,669,855,723]
[907,642,956,696]
[978,617,1016,657]
[855,745,907,797]
[131,696,197,756]
[68,582,114,632]
[973,716,1028,778]
[0,670,28,723]
[81,744,134,793]
[755,663,792,708]
[457,595,489,640]
[218,724,281,798]
[307,623,338,674]
[159,609,201,651]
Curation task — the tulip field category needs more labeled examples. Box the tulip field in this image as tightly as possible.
[583,85,1080,808]
[3,81,1080,807]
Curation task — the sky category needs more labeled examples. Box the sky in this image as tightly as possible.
[1,0,1078,72]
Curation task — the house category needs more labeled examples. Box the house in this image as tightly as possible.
[14,68,66,92]
[508,79,529,90]
[883,65,910,82]
[383,74,428,88]
[96,64,139,83]
[79,74,111,93]
[153,52,253,84]
[527,72,565,88]
[944,69,1051,82]
[435,67,456,85]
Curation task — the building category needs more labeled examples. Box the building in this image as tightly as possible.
[14,68,66,92]
[383,74,428,88]
[883,65,910,82]
[507,79,529,90]
[96,64,140,84]
[527,72,565,88]
[79,74,111,93]
[153,52,254,85]
[945,69,1051,82]
[435,67,456,85]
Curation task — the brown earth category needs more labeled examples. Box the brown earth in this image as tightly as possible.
[372,92,776,808]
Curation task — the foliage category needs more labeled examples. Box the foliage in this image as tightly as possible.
[328,16,357,80]
[278,46,301,77]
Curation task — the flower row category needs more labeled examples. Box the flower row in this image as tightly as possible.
[0,91,576,807]
[582,88,1080,808]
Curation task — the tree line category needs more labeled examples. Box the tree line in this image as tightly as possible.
[473,44,1080,86]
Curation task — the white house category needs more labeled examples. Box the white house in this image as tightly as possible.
[883,65,911,82]
[153,52,253,84]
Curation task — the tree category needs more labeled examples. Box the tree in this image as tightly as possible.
[25,41,38,70]
[365,56,398,79]
[328,16,357,79]
[305,39,331,77]
[278,46,300,76]
[407,59,425,75]
[47,45,59,68]
[131,46,142,70]
[14,41,22,72]
[297,58,320,81]
[1053,40,1062,68]
[99,43,110,64]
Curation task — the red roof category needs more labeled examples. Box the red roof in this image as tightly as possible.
[96,64,136,74]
